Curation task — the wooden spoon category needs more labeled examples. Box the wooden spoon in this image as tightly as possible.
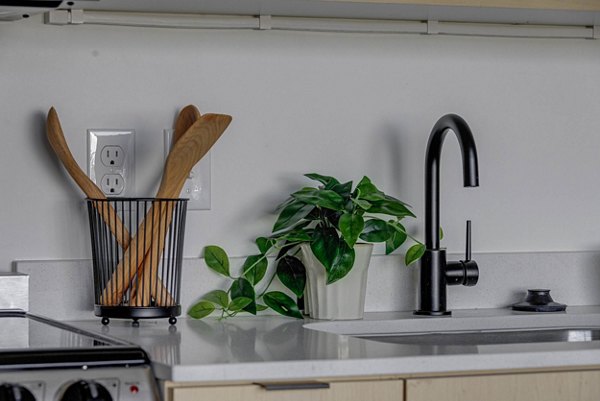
[46,107,131,248]
[103,113,232,305]
[131,104,202,306]
[174,105,202,145]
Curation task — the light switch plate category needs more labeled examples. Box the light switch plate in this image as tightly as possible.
[164,129,211,210]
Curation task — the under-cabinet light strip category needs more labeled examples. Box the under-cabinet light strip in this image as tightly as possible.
[437,21,593,39]
[46,10,597,39]
[270,16,426,34]
[83,11,258,29]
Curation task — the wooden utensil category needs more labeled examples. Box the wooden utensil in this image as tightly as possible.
[46,107,131,248]
[47,106,200,307]
[103,113,232,305]
[131,104,202,306]
[174,105,202,144]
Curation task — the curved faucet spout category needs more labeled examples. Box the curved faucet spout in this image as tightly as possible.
[425,114,479,250]
[416,114,480,316]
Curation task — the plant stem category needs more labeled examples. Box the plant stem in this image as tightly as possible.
[257,270,278,299]
[390,221,423,245]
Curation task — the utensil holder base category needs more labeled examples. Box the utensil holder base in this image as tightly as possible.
[95,305,181,325]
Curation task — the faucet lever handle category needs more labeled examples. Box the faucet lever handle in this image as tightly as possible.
[465,220,472,261]
[445,220,479,287]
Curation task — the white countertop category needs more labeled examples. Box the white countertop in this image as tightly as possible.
[69,306,600,382]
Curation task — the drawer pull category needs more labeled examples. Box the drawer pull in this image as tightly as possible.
[257,382,330,391]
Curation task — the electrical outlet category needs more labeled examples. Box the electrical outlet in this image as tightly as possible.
[100,145,125,167]
[164,129,211,210]
[101,174,125,195]
[88,129,135,197]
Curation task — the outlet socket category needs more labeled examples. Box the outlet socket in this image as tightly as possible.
[101,174,125,195]
[88,129,135,197]
[101,145,125,167]
[164,129,211,210]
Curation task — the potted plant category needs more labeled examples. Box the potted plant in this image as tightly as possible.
[188,173,424,321]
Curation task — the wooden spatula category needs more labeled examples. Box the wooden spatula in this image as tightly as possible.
[103,113,233,305]
[46,107,131,248]
[131,104,202,306]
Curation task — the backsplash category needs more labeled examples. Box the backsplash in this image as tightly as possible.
[1,15,600,273]
[15,250,600,320]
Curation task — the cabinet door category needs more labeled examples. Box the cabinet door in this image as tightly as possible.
[407,371,600,401]
[170,379,403,401]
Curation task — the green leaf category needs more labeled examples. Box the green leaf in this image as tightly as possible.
[338,213,365,248]
[204,246,230,277]
[283,230,312,242]
[310,226,340,270]
[355,176,386,202]
[359,218,392,243]
[276,256,306,298]
[383,194,412,208]
[271,222,312,243]
[323,209,342,227]
[291,188,345,211]
[304,173,340,189]
[385,221,408,255]
[275,196,294,212]
[276,242,298,259]
[256,304,269,311]
[304,207,321,220]
[439,227,444,240]
[230,277,257,315]
[310,225,356,283]
[326,241,355,284]
[242,255,268,285]
[351,198,372,210]
[273,200,314,232]
[187,301,215,319]
[228,297,253,312]
[263,291,303,319]
[368,198,416,218]
[270,221,311,240]
[256,237,276,254]
[330,181,353,198]
[201,290,229,308]
[405,243,426,266]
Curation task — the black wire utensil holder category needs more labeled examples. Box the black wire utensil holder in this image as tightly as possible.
[87,198,187,325]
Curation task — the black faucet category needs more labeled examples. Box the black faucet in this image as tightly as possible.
[415,114,480,316]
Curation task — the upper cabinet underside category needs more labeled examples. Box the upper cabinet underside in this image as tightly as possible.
[63,0,600,25]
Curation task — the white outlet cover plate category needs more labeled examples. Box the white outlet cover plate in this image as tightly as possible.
[164,129,211,210]
[87,129,135,197]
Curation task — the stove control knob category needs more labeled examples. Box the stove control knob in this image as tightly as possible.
[0,384,36,401]
[60,380,112,401]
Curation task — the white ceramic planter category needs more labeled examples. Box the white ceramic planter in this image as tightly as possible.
[300,243,374,320]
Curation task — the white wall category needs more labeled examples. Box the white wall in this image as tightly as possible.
[1,16,600,270]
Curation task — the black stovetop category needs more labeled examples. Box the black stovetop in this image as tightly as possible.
[0,310,148,369]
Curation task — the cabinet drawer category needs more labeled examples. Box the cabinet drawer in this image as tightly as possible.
[407,370,600,401]
[170,379,404,401]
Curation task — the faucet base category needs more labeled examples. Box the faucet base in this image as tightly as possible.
[414,310,451,316]
[415,249,449,316]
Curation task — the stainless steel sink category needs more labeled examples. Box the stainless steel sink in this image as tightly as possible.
[303,309,600,351]
[358,328,600,346]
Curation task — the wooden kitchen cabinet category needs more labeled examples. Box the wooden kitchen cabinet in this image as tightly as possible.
[166,369,600,401]
[166,379,404,401]
[406,370,600,401]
